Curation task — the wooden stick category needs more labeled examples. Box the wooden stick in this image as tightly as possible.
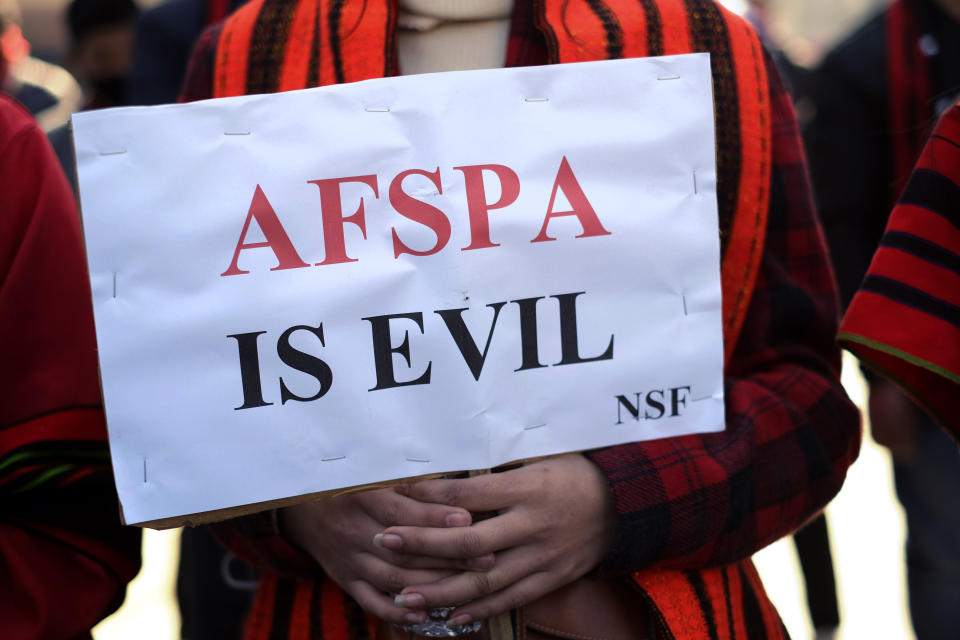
[487,612,515,640]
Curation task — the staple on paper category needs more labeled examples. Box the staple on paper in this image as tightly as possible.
[524,423,547,431]
[524,97,549,102]
[406,457,431,463]
[658,75,681,81]
[143,458,147,482]
[112,272,118,298]
[321,455,346,462]
[682,295,688,316]
[224,129,251,136]
[98,147,127,156]
[693,170,699,194]
[365,106,390,113]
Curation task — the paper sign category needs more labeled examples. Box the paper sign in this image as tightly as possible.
[73,53,725,527]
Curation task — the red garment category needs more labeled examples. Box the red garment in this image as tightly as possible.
[839,102,960,440]
[0,94,141,638]
[181,1,860,637]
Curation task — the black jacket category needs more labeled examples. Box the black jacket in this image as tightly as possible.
[804,0,960,308]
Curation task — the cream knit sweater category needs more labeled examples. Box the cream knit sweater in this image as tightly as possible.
[397,0,515,74]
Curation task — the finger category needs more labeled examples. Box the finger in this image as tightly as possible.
[371,543,497,572]
[357,552,457,595]
[398,547,539,609]
[348,580,427,626]
[358,489,473,527]
[380,511,528,559]
[445,572,559,627]
[400,473,523,512]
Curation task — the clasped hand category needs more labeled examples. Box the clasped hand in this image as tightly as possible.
[280,454,617,626]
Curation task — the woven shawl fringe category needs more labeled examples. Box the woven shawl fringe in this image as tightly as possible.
[214,0,395,98]
[632,560,787,640]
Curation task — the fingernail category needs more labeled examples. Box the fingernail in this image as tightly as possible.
[395,593,425,608]
[374,533,403,550]
[467,553,495,570]
[449,614,472,626]
[404,612,427,624]
[445,512,471,527]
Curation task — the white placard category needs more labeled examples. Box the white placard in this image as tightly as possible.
[73,53,725,526]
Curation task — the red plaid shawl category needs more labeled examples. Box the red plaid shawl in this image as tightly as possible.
[179,2,860,638]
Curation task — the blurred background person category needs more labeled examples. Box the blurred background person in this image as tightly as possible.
[65,0,138,109]
[128,0,245,105]
[49,0,139,192]
[0,0,79,130]
[804,1,960,638]
[839,100,960,443]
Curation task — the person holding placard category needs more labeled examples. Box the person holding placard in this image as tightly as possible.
[178,1,861,638]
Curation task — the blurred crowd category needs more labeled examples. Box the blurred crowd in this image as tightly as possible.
[0,1,957,639]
